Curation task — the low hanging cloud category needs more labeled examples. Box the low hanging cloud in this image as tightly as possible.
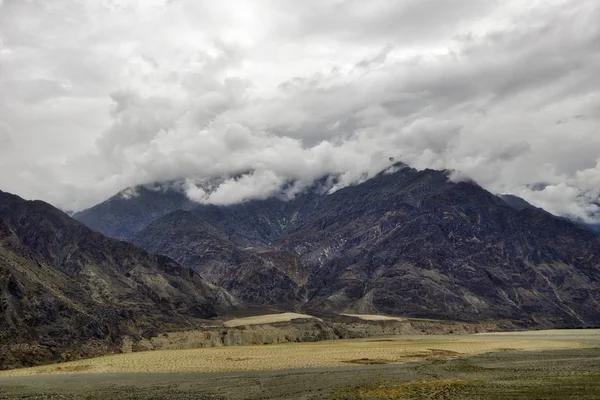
[0,0,600,223]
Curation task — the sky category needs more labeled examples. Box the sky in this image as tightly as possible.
[0,0,599,221]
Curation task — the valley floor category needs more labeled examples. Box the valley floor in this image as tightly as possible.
[1,330,599,399]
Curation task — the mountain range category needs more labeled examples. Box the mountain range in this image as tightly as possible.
[73,163,600,327]
[2,162,600,369]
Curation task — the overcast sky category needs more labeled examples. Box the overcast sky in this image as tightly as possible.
[1,0,599,220]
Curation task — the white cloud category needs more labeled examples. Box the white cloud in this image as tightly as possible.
[0,121,12,152]
[0,0,599,224]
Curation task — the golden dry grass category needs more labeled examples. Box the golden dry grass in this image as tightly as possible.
[341,313,406,321]
[223,312,320,327]
[478,329,597,337]
[2,329,596,377]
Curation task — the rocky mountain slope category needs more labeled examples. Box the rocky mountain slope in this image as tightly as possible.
[72,185,197,241]
[281,167,600,326]
[497,194,543,212]
[80,164,600,327]
[0,190,238,370]
[131,210,308,307]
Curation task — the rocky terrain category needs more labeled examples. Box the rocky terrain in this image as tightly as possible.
[0,190,238,370]
[72,185,197,241]
[281,166,600,326]
[121,314,507,354]
[132,211,309,307]
[104,164,600,327]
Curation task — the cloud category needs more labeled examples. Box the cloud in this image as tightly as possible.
[0,0,599,224]
[0,122,12,152]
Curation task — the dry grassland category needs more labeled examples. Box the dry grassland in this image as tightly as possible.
[341,314,406,321]
[223,312,319,327]
[2,329,596,377]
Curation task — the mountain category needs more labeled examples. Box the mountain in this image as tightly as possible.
[131,210,308,308]
[498,194,543,212]
[131,210,242,284]
[0,190,237,370]
[82,164,600,327]
[281,167,600,326]
[589,223,600,232]
[499,194,600,233]
[74,178,330,245]
[189,191,323,247]
[72,184,196,240]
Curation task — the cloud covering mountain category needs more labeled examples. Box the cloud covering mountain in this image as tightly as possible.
[0,0,599,222]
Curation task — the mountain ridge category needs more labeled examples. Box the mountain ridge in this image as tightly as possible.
[0,190,238,369]
[121,165,600,327]
[72,185,197,241]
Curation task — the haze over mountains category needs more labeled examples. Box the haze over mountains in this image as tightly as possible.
[74,164,600,326]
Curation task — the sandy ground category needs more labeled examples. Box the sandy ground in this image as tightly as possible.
[478,329,599,337]
[341,313,406,321]
[2,348,599,399]
[2,329,597,377]
[223,312,319,327]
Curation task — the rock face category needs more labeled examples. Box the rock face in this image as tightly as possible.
[188,191,324,247]
[0,190,237,370]
[82,164,600,327]
[132,211,308,308]
[282,167,600,326]
[127,316,506,353]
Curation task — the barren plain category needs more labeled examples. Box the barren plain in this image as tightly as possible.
[1,329,597,376]
[1,329,599,399]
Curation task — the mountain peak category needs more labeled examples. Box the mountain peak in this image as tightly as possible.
[70,162,600,327]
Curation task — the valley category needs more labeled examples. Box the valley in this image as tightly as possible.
[3,163,600,372]
[4,2,599,397]
[0,329,598,399]
[2,162,600,400]
[1,329,594,376]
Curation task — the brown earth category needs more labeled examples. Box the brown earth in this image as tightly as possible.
[1,329,595,377]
